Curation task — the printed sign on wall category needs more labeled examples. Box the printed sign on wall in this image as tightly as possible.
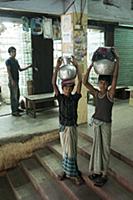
[61,14,73,43]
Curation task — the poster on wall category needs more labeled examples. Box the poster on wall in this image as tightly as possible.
[53,20,61,40]
[62,43,73,55]
[43,17,53,39]
[61,14,73,43]
[62,33,72,43]
[73,31,87,61]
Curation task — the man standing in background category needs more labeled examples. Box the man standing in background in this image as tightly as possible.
[5,46,32,117]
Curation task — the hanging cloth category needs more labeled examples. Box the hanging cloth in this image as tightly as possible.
[42,17,53,38]
[21,16,29,32]
[30,17,43,35]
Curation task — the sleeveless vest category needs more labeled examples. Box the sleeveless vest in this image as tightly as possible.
[93,92,114,123]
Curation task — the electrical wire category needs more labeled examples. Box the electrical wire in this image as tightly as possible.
[74,0,86,25]
[64,0,75,14]
[79,0,86,26]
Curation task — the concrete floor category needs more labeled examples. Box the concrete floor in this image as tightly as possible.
[0,105,59,141]
[80,99,133,161]
[0,99,133,161]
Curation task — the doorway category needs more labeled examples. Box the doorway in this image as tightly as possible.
[32,35,53,94]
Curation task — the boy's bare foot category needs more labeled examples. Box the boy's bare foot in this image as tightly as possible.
[57,172,66,181]
[70,176,84,185]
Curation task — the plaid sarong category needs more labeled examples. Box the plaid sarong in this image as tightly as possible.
[60,126,80,177]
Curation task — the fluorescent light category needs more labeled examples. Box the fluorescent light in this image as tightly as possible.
[119,23,133,28]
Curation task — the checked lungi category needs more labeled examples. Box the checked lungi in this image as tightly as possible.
[59,126,80,177]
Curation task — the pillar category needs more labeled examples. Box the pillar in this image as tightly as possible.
[61,0,88,124]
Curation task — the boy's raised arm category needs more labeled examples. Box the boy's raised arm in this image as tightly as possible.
[83,63,97,97]
[71,56,82,94]
[52,57,62,96]
[109,48,119,98]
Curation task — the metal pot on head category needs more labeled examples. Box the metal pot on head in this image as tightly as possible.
[58,56,77,80]
[93,59,115,75]
[92,47,116,75]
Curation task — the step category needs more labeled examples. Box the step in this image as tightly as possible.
[6,166,42,200]
[78,134,133,193]
[35,147,100,200]
[21,156,69,200]
[48,140,133,200]
[0,175,17,200]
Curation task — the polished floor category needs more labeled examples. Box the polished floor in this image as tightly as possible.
[0,99,133,161]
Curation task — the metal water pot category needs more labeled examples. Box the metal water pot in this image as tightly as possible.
[58,57,77,80]
[93,59,115,75]
[92,47,116,75]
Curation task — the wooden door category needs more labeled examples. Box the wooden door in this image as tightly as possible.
[32,35,53,94]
